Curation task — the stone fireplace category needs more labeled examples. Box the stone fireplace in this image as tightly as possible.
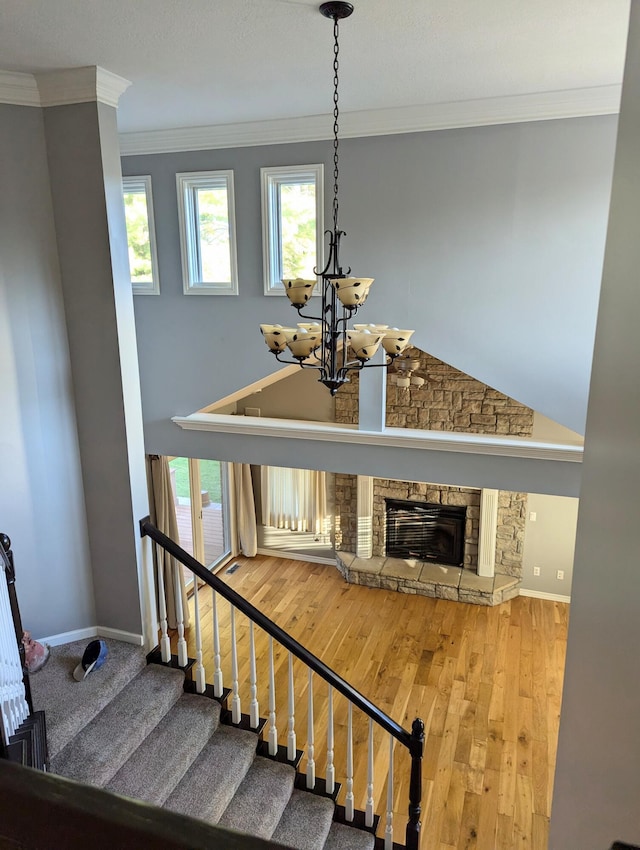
[331,347,532,605]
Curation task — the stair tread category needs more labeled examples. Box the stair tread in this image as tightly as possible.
[51,664,184,786]
[218,755,296,839]
[322,822,376,850]
[105,693,222,806]
[164,724,258,824]
[30,638,146,758]
[272,788,335,850]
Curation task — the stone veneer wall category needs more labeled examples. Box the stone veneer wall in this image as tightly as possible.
[335,349,534,436]
[333,348,531,577]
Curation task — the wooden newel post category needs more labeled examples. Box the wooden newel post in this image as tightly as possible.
[1,534,33,714]
[405,717,425,850]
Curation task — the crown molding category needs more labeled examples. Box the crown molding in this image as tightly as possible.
[0,70,40,107]
[36,66,131,108]
[119,84,622,156]
[0,66,130,109]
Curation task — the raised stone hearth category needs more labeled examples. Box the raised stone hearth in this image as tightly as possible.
[335,552,521,606]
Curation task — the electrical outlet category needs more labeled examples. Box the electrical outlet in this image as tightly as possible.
[556,570,565,580]
[533,566,541,576]
[529,512,537,522]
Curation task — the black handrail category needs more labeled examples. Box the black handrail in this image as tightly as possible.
[141,516,425,849]
[141,517,410,747]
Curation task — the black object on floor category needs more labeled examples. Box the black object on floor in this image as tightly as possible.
[225,563,242,575]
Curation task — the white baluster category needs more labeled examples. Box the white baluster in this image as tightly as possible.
[268,637,278,756]
[385,733,394,850]
[230,605,241,723]
[345,701,354,821]
[366,717,375,827]
[0,564,29,739]
[249,621,259,728]
[156,556,171,663]
[326,684,335,795]
[192,577,205,693]
[287,652,297,761]
[306,669,315,789]
[212,589,223,697]
[175,567,188,667]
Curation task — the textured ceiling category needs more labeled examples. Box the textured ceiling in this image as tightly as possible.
[0,0,631,134]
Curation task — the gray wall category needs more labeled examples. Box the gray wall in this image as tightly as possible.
[44,102,147,637]
[520,493,578,595]
[0,104,95,637]
[550,4,640,846]
[124,113,616,463]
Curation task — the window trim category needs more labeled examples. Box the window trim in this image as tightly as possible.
[261,164,324,296]
[122,175,160,295]
[176,170,239,295]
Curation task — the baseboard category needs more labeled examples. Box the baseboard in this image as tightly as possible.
[35,626,98,647]
[35,626,145,647]
[256,547,335,566]
[97,627,144,646]
[519,588,571,604]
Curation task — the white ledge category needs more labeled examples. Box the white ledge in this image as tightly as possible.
[172,413,583,463]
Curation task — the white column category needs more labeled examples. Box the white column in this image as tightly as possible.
[477,488,498,577]
[358,345,387,432]
[356,475,374,559]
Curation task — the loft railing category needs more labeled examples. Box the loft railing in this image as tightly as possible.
[0,534,32,757]
[141,516,425,850]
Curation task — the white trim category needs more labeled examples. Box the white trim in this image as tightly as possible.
[0,71,40,107]
[0,66,131,109]
[119,85,622,156]
[172,412,584,463]
[34,625,145,647]
[176,170,239,295]
[261,164,324,296]
[478,489,498,578]
[34,626,98,647]
[122,175,161,295]
[36,66,131,108]
[97,627,145,646]
[356,476,374,560]
[256,547,335,566]
[519,588,571,603]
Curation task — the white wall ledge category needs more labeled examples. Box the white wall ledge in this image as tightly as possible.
[172,412,583,463]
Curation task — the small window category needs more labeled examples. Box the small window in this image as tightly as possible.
[176,171,238,295]
[261,164,324,296]
[122,175,160,295]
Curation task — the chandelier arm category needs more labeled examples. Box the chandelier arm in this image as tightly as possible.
[294,307,324,322]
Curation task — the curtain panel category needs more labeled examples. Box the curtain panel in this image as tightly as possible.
[261,466,327,535]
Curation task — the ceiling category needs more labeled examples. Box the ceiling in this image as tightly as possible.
[0,0,631,135]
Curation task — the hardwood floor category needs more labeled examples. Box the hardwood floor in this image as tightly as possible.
[174,554,568,850]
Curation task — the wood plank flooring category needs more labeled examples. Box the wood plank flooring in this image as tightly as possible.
[173,555,568,850]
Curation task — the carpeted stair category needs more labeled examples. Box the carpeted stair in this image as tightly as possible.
[31,639,375,850]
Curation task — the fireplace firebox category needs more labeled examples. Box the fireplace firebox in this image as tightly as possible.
[385,498,466,567]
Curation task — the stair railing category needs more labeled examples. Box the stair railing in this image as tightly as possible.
[0,534,32,757]
[141,517,425,850]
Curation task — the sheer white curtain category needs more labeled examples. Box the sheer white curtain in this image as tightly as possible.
[261,466,327,535]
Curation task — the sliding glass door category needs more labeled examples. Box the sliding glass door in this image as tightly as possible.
[168,457,231,581]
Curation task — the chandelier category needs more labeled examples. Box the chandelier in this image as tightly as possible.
[259,1,414,396]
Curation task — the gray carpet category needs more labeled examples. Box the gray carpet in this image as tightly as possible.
[33,639,382,849]
[29,637,146,758]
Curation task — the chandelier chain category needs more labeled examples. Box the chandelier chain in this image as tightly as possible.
[332,15,340,235]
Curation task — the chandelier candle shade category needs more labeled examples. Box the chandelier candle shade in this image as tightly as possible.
[259,1,414,395]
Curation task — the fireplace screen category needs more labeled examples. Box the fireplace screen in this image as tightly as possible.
[385,499,466,566]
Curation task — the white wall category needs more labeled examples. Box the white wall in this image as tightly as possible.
[0,105,95,637]
[238,368,336,422]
